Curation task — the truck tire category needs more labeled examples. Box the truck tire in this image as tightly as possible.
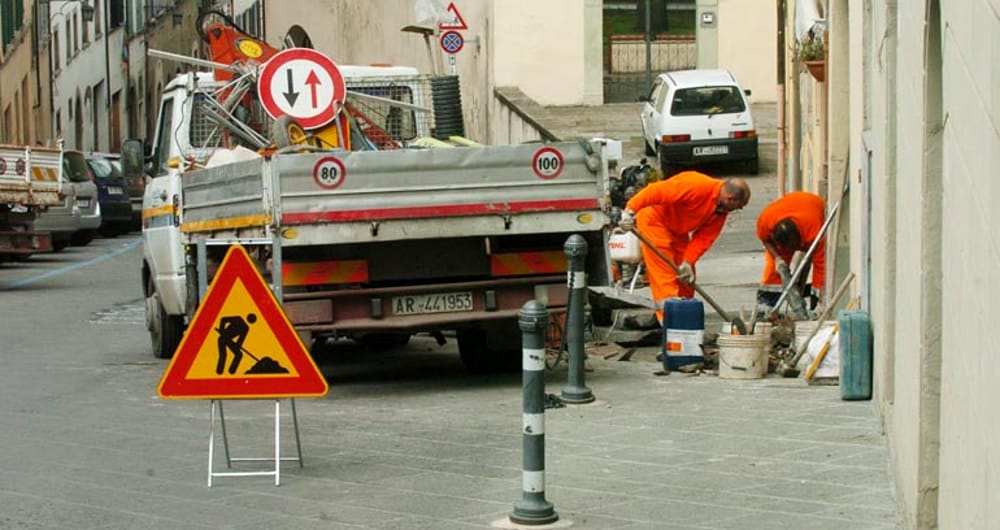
[457,321,520,373]
[146,286,183,359]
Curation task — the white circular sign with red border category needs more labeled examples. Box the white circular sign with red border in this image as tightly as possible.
[313,157,346,189]
[532,146,564,179]
[258,48,347,130]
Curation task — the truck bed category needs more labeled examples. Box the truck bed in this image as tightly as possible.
[179,141,608,242]
[0,145,62,206]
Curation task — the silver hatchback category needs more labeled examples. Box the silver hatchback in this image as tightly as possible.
[63,150,100,246]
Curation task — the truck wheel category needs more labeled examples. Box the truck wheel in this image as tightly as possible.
[147,288,183,359]
[457,321,521,373]
[644,138,656,156]
[745,156,760,175]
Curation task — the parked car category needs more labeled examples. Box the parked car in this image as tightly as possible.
[640,69,759,176]
[32,163,80,252]
[86,154,132,236]
[62,150,101,246]
[116,158,144,230]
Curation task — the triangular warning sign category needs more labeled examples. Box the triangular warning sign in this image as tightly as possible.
[158,246,329,399]
[438,2,468,30]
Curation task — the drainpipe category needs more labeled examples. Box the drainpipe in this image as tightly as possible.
[776,0,786,196]
[103,0,111,151]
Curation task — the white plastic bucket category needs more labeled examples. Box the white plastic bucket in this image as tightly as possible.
[608,230,642,264]
[718,334,770,379]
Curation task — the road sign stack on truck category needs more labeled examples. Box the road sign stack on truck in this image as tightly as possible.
[132,15,613,370]
[0,145,63,259]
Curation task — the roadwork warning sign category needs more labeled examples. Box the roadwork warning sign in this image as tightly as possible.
[158,246,328,399]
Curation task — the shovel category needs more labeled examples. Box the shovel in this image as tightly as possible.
[629,227,748,335]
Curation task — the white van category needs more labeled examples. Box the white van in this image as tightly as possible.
[639,69,759,176]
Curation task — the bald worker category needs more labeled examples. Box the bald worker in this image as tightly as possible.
[619,171,751,322]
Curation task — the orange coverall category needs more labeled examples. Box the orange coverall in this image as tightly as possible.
[625,171,729,320]
[756,191,826,289]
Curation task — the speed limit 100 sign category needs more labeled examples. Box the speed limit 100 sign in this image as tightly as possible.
[532,146,564,180]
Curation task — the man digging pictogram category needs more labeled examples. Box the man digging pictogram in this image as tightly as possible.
[215,314,289,375]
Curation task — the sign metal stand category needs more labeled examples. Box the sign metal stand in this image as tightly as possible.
[207,398,303,487]
[180,233,321,487]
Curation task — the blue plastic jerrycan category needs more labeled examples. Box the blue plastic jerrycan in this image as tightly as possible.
[838,309,873,400]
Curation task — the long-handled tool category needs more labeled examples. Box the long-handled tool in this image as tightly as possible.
[768,182,850,319]
[629,227,748,335]
[778,272,855,377]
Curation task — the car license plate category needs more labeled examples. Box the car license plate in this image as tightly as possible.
[693,145,728,156]
[78,199,90,208]
[393,291,473,315]
[108,186,123,195]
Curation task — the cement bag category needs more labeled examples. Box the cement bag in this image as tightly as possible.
[796,321,839,379]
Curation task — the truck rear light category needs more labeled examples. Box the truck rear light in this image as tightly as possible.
[490,251,566,277]
[282,260,369,286]
[730,130,757,139]
[661,134,691,143]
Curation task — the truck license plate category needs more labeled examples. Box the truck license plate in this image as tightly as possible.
[108,186,123,195]
[78,198,90,208]
[693,145,728,156]
[393,291,473,315]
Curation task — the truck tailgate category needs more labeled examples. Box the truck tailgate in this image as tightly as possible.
[0,145,61,206]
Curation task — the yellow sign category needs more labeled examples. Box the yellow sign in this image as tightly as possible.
[158,246,328,399]
[237,38,264,59]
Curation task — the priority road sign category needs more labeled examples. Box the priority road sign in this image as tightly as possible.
[440,30,464,54]
[158,246,328,399]
[257,48,347,130]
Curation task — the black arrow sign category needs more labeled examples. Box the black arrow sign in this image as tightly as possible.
[282,69,299,106]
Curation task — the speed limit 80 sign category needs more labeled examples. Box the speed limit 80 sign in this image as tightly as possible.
[532,146,564,180]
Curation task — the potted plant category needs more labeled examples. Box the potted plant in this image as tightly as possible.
[796,34,826,82]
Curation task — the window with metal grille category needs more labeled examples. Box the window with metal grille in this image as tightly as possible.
[1,0,24,50]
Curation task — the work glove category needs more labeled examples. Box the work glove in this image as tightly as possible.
[677,261,694,285]
[618,208,636,231]
[776,259,792,284]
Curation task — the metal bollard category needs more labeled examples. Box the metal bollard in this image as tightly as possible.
[510,300,558,526]
[561,234,595,404]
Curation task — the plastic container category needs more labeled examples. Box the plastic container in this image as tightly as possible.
[608,230,642,264]
[717,334,770,379]
[661,298,704,370]
[838,309,873,400]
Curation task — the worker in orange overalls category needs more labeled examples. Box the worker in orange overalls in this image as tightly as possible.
[755,191,826,312]
[619,171,751,322]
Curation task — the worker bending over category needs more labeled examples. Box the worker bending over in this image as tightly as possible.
[756,191,826,312]
[619,171,751,322]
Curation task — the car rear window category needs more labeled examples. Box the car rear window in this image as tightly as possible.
[670,86,745,116]
[88,158,120,179]
[64,152,92,182]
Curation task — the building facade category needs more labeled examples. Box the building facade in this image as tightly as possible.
[787,0,1000,527]
[1,0,51,145]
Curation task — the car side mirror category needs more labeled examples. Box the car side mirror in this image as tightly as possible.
[744,89,752,96]
[121,139,145,178]
[636,95,651,103]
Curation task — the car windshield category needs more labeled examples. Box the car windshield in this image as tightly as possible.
[670,86,745,116]
[87,158,121,179]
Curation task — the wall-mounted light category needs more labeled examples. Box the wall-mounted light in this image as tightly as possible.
[80,0,95,23]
